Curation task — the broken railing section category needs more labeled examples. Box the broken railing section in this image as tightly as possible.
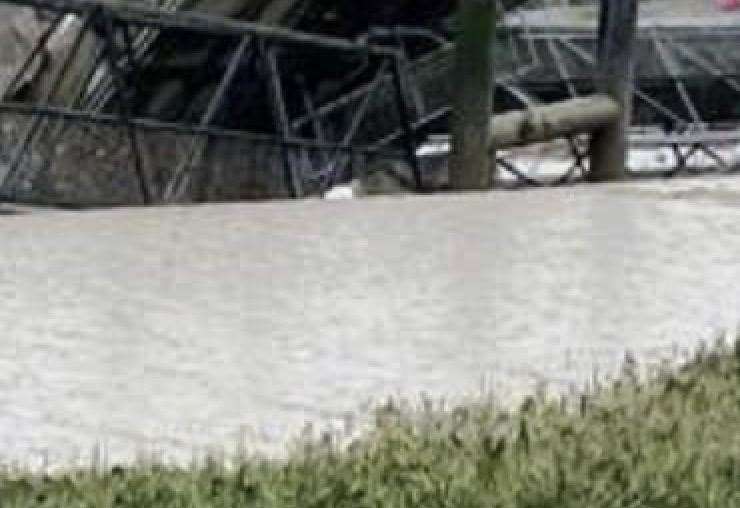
[0,0,421,204]
[447,0,638,191]
[322,14,740,186]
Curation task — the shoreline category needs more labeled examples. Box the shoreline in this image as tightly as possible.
[1,338,738,507]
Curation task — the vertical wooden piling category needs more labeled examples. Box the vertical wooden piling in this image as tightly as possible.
[588,0,639,181]
[449,0,497,191]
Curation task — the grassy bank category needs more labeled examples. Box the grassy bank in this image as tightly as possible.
[2,340,739,508]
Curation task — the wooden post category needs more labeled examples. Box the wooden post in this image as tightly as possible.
[449,0,497,191]
[588,0,639,181]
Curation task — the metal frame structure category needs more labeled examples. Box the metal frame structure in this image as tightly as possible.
[282,17,740,187]
[0,0,421,204]
[415,21,740,184]
[2,0,739,203]
[499,22,740,181]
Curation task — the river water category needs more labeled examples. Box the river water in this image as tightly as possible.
[2,176,740,469]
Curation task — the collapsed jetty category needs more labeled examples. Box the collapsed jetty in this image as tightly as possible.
[0,0,738,205]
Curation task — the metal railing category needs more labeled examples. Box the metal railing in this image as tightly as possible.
[0,0,420,205]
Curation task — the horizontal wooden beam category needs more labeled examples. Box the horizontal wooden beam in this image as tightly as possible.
[490,94,620,149]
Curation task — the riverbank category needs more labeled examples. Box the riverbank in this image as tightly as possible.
[1,339,738,507]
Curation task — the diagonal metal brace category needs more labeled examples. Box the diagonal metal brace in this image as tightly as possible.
[99,8,151,204]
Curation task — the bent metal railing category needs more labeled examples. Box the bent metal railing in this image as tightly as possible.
[306,15,740,186]
[0,0,421,205]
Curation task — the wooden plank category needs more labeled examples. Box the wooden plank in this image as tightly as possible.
[489,95,620,149]
[588,0,638,181]
[449,0,497,190]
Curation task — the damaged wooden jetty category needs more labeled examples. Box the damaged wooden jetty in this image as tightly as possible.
[0,0,738,206]
[0,0,419,205]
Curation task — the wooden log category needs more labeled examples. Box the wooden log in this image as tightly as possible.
[449,0,497,191]
[588,0,639,181]
[489,94,620,149]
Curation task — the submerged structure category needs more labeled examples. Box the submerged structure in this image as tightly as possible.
[0,0,739,206]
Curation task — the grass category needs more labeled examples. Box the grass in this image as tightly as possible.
[1,339,739,507]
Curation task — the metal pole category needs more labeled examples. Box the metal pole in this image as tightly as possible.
[390,54,422,191]
[298,78,330,174]
[588,0,638,181]
[164,34,252,201]
[101,11,151,204]
[0,100,398,154]
[262,43,302,198]
[393,26,426,118]
[325,59,389,188]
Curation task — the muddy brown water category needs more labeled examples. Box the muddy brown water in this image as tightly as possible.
[2,176,740,469]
